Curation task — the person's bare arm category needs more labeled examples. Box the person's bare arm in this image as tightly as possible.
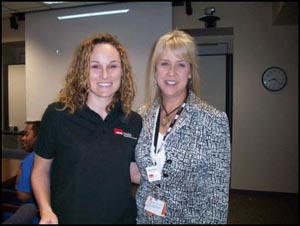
[16,190,32,202]
[130,162,141,184]
[15,168,33,202]
[31,154,58,224]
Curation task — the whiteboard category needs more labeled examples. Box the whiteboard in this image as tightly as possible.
[8,64,26,131]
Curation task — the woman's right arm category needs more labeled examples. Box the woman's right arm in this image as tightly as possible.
[31,154,58,224]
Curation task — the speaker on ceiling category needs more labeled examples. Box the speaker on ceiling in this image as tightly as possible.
[10,16,18,30]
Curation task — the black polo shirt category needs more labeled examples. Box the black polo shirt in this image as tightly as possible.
[35,101,142,224]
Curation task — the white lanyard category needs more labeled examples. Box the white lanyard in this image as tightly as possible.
[150,103,186,166]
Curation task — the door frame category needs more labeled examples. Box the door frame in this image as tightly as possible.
[183,28,233,142]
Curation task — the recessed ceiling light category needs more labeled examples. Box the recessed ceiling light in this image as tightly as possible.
[57,9,130,20]
[43,2,65,5]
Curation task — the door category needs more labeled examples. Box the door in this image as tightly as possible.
[197,43,233,139]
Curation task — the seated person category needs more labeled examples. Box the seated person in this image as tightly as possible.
[15,121,41,204]
[2,121,41,224]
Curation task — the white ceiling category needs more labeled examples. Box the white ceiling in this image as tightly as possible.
[1,1,115,19]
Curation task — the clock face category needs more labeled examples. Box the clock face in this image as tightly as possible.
[262,67,287,91]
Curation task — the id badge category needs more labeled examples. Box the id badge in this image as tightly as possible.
[144,195,166,217]
[146,165,161,182]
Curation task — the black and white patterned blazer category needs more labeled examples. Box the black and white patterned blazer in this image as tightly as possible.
[135,91,231,224]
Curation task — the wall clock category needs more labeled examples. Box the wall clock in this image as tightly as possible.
[262,67,287,91]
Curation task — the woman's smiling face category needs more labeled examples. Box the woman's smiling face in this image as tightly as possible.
[156,48,191,100]
[88,43,122,101]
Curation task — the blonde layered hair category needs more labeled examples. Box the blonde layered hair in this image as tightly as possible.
[144,29,200,111]
[58,33,135,117]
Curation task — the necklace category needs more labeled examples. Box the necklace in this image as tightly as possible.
[160,103,181,126]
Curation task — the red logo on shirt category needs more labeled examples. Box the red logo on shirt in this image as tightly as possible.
[114,128,124,135]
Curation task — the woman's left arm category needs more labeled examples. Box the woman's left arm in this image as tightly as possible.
[206,111,231,224]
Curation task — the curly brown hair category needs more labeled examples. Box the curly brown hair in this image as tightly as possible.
[58,33,136,117]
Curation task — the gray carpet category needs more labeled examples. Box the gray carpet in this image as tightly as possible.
[228,190,298,224]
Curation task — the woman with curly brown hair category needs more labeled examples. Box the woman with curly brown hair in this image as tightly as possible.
[31,33,142,224]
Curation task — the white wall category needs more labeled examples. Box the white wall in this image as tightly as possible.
[25,2,172,120]
[173,2,298,193]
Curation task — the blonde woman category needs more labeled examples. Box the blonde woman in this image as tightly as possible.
[31,33,142,224]
[135,30,231,224]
